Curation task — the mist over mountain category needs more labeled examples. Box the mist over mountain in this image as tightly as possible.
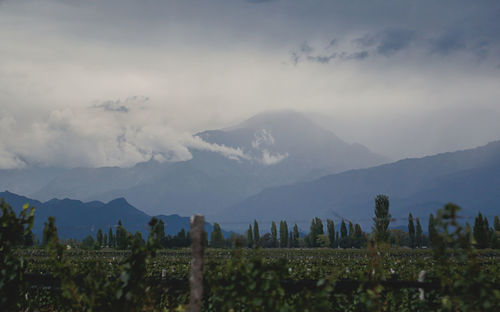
[222,140,500,231]
[0,111,388,218]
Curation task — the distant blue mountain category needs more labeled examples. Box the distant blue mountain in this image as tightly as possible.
[222,140,500,231]
[0,191,222,240]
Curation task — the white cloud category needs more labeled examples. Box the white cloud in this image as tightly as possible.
[0,101,251,169]
[260,149,288,166]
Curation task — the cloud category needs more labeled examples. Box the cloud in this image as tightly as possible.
[0,100,253,169]
[429,30,466,55]
[356,29,417,56]
[92,96,149,113]
[260,149,288,165]
[251,129,288,165]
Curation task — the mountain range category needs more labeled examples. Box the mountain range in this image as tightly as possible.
[222,140,500,230]
[0,111,388,218]
[0,191,220,240]
[1,110,499,234]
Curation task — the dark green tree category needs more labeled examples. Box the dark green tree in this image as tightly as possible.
[408,213,416,248]
[416,218,423,248]
[247,224,253,248]
[81,235,96,250]
[103,233,108,248]
[340,220,348,248]
[116,220,129,250]
[428,213,437,247]
[0,200,35,310]
[326,219,335,248]
[279,220,288,248]
[210,223,225,248]
[372,194,391,244]
[353,224,365,248]
[292,224,299,248]
[108,227,115,248]
[495,216,500,232]
[253,220,260,247]
[271,221,277,248]
[473,212,490,249]
[306,217,323,247]
[96,228,103,247]
[42,216,58,246]
[149,218,165,247]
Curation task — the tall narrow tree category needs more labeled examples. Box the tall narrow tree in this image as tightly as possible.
[473,212,490,249]
[408,213,415,248]
[271,221,277,248]
[340,220,348,248]
[373,194,391,244]
[247,224,253,248]
[279,221,289,248]
[210,223,225,248]
[42,216,58,246]
[108,228,115,248]
[327,219,335,248]
[253,220,260,247]
[415,218,423,248]
[96,228,103,247]
[293,224,299,248]
[428,214,437,247]
[353,224,365,248]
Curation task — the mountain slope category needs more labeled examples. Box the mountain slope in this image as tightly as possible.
[223,140,500,230]
[0,191,218,240]
[5,110,387,217]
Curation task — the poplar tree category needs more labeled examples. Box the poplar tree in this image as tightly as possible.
[292,224,300,248]
[42,216,58,246]
[96,228,103,247]
[116,220,129,250]
[279,221,288,248]
[340,220,348,248]
[210,223,225,248]
[307,218,323,247]
[253,220,260,247]
[271,221,277,248]
[408,213,415,248]
[247,224,253,248]
[327,219,335,248]
[428,214,437,247]
[416,218,423,248]
[373,194,391,243]
[473,212,490,249]
[108,228,115,248]
[353,224,365,248]
[348,221,354,248]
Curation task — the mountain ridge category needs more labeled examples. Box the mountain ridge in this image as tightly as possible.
[221,139,500,230]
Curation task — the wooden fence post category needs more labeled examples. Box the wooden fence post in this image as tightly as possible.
[189,214,204,312]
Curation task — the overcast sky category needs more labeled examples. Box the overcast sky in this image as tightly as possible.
[1,0,500,168]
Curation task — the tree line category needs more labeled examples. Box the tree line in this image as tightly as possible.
[9,194,500,250]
